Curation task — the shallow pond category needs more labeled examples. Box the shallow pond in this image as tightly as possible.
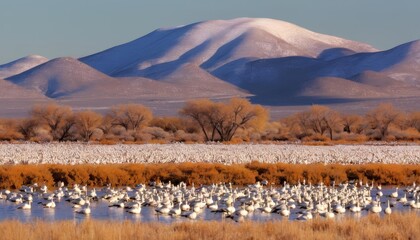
[0,187,418,223]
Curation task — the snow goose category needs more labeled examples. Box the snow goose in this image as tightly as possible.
[280,205,290,217]
[389,187,399,198]
[350,201,361,213]
[410,196,420,209]
[398,193,408,204]
[127,204,141,214]
[75,201,91,215]
[17,202,31,210]
[209,201,219,211]
[321,203,335,218]
[370,201,382,213]
[44,199,56,208]
[169,204,182,216]
[384,200,392,214]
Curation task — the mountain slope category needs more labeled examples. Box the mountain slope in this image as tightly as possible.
[300,77,390,98]
[80,18,376,78]
[219,39,420,99]
[0,78,47,99]
[5,57,248,100]
[315,40,420,83]
[6,57,117,98]
[0,55,48,79]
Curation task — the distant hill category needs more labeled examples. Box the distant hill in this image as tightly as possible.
[0,55,48,79]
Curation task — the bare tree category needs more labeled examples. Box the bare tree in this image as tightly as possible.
[74,111,103,142]
[293,111,312,138]
[342,114,363,134]
[405,112,420,132]
[308,105,329,136]
[31,104,75,141]
[322,109,341,140]
[215,98,268,141]
[179,99,215,141]
[150,117,185,133]
[295,105,341,140]
[180,98,268,141]
[17,118,38,140]
[99,115,114,136]
[279,115,305,140]
[365,104,401,140]
[108,104,153,131]
[0,119,21,140]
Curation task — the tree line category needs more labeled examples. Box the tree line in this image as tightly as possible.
[0,98,418,143]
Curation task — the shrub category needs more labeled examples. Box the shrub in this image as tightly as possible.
[0,162,418,189]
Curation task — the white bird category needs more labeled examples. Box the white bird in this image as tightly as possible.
[245,202,255,212]
[390,187,399,198]
[209,201,218,211]
[350,202,361,213]
[17,202,31,210]
[260,203,272,214]
[155,204,171,215]
[384,200,392,214]
[75,202,91,215]
[127,204,141,214]
[181,211,197,220]
[9,194,23,203]
[225,203,236,215]
[235,205,249,217]
[370,202,382,213]
[188,211,197,219]
[181,201,190,211]
[297,211,313,220]
[280,205,290,217]
[44,199,56,208]
[410,196,420,209]
[334,201,346,214]
[398,193,407,204]
[39,184,48,194]
[321,203,335,218]
[169,204,182,216]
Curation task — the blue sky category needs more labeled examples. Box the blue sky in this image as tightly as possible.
[1,0,419,64]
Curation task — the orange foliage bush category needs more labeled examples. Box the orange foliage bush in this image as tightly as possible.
[0,162,418,189]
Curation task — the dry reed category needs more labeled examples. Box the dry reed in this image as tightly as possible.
[0,212,418,240]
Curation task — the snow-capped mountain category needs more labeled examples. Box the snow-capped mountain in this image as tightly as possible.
[80,18,376,76]
[1,18,419,117]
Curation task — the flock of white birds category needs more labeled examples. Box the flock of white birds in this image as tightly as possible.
[0,143,419,165]
[2,181,419,222]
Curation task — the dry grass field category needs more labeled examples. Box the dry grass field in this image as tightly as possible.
[0,212,418,240]
[0,162,419,189]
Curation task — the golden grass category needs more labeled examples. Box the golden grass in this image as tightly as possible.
[0,212,418,240]
[0,162,419,189]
